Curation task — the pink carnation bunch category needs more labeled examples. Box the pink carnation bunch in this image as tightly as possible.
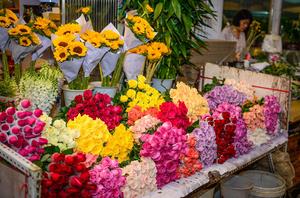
[89,157,126,198]
[140,122,188,188]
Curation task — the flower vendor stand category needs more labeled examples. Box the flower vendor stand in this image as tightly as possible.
[0,143,42,198]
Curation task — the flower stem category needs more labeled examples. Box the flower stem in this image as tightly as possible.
[99,63,104,82]
[2,52,9,81]
[111,52,126,87]
[14,63,21,84]
[29,60,36,73]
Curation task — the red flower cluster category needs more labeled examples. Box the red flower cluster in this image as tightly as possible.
[178,135,202,177]
[42,153,96,198]
[67,90,122,130]
[158,101,191,130]
[207,112,236,164]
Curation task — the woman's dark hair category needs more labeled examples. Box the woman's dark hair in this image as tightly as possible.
[232,9,253,27]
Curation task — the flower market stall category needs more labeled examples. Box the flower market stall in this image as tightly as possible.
[0,2,294,198]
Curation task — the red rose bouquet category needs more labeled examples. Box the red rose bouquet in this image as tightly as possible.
[42,152,96,197]
[67,90,122,130]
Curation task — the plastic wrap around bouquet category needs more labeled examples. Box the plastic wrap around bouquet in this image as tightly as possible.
[0,27,9,51]
[123,13,156,80]
[31,34,52,61]
[0,8,19,51]
[82,23,125,78]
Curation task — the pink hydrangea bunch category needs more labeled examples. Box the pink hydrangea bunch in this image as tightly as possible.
[243,104,265,130]
[263,95,281,135]
[140,122,188,188]
[122,157,157,198]
[0,99,47,161]
[129,115,161,143]
[89,157,126,198]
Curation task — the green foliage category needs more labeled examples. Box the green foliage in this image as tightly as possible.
[262,60,296,78]
[202,76,224,93]
[0,80,17,97]
[120,0,214,79]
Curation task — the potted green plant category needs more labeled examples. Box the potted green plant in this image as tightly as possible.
[121,0,214,89]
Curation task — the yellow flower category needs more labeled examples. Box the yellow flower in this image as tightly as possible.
[127,14,134,21]
[137,75,146,84]
[34,17,50,30]
[56,23,81,36]
[128,79,137,88]
[8,28,18,36]
[43,29,52,37]
[19,36,32,47]
[54,47,69,62]
[101,124,134,163]
[146,27,155,40]
[120,95,128,103]
[100,30,120,40]
[69,41,87,57]
[126,89,136,99]
[133,23,145,35]
[67,114,111,155]
[5,9,18,24]
[16,24,32,35]
[0,16,10,28]
[89,37,102,48]
[53,35,75,48]
[146,4,154,13]
[147,47,161,61]
[81,7,91,14]
[31,33,41,45]
[49,21,57,30]
[151,42,169,54]
[109,41,120,50]
[117,39,124,46]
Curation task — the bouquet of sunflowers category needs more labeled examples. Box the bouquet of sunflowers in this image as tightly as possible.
[8,24,41,84]
[52,23,88,89]
[29,17,57,61]
[0,9,18,82]
[129,42,169,83]
[80,23,125,87]
[123,13,156,80]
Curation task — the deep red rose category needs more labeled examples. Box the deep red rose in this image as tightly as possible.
[69,176,83,188]
[74,163,86,172]
[83,90,93,100]
[51,153,65,163]
[65,187,80,194]
[79,171,90,182]
[74,95,83,104]
[65,155,75,165]
[50,172,61,182]
[81,189,92,198]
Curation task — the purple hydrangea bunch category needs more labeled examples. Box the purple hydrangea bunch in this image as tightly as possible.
[263,95,281,135]
[192,121,217,167]
[204,85,247,110]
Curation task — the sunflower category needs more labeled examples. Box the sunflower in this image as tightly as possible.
[8,27,19,36]
[54,47,69,62]
[117,39,124,46]
[132,16,143,23]
[5,9,18,24]
[69,41,87,57]
[147,47,161,61]
[132,23,145,35]
[109,41,120,51]
[53,35,75,48]
[146,27,155,40]
[151,42,169,54]
[80,7,91,14]
[56,23,81,36]
[0,16,10,28]
[31,33,41,45]
[100,30,120,40]
[16,24,32,35]
[34,17,50,30]
[129,45,147,54]
[80,30,98,42]
[43,29,52,37]
[19,36,32,47]
[146,5,154,13]
[89,37,102,48]
[0,9,4,15]
[127,14,134,21]
[49,21,57,30]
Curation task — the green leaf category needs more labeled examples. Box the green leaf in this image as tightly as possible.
[182,14,193,35]
[171,0,181,21]
[166,4,175,20]
[154,3,163,20]
[41,154,51,162]
[62,148,74,155]
[165,32,171,47]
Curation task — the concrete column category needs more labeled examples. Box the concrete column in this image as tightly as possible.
[269,0,282,35]
[205,0,224,39]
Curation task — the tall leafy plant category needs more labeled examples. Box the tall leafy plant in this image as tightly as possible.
[120,0,214,79]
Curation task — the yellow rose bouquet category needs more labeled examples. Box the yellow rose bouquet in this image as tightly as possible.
[123,14,156,80]
[52,24,89,90]
[8,24,41,84]
[129,42,169,83]
[80,24,125,87]
[29,17,57,62]
[0,9,18,81]
[170,82,210,122]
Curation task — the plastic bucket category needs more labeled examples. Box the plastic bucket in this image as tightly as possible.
[90,81,118,99]
[152,78,174,92]
[62,85,89,107]
[240,170,286,198]
[221,175,253,198]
